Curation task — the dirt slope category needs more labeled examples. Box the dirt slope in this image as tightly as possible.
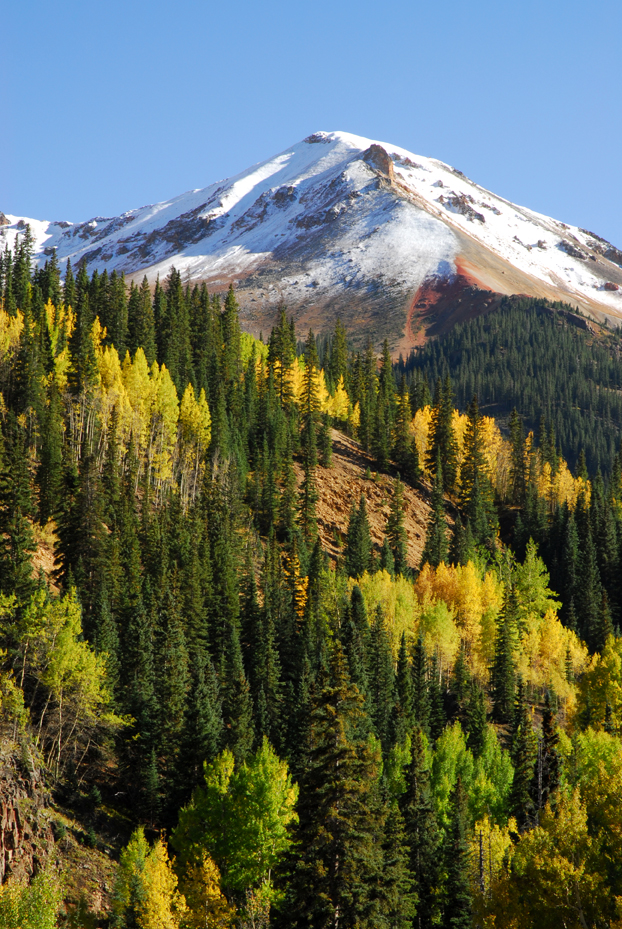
[294,430,433,570]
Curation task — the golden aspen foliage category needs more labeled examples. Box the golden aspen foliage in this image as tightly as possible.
[147,362,180,485]
[179,853,235,929]
[415,561,503,680]
[326,375,351,421]
[178,384,212,506]
[0,307,24,361]
[349,570,420,653]
[411,405,433,467]
[480,790,611,929]
[140,838,188,929]
[416,598,461,674]
[469,813,516,898]
[578,636,622,729]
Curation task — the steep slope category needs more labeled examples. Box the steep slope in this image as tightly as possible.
[3,131,622,348]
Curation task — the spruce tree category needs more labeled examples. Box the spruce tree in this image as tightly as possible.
[386,478,408,575]
[420,450,448,569]
[276,643,384,929]
[344,494,372,579]
[400,725,440,928]
[442,778,472,929]
[490,583,518,725]
[509,678,537,829]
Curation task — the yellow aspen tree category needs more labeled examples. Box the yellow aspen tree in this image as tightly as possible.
[180,852,235,929]
[139,838,187,929]
[179,384,212,506]
[147,362,179,488]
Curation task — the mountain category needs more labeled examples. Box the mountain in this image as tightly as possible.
[3,130,622,350]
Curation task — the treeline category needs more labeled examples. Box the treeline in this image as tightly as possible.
[399,295,622,473]
[2,233,622,928]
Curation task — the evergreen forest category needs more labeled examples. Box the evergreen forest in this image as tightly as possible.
[3,232,622,929]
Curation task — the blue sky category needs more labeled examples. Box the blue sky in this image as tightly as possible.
[3,0,621,246]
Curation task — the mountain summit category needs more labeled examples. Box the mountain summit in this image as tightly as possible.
[3,130,622,349]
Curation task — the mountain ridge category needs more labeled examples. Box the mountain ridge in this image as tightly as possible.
[3,130,622,350]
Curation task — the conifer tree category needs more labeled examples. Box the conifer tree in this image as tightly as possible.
[344,494,372,579]
[387,478,408,575]
[426,377,458,492]
[400,725,440,928]
[390,632,414,745]
[368,607,395,753]
[509,678,537,829]
[379,800,417,929]
[442,778,472,929]
[411,636,430,733]
[490,585,517,725]
[420,450,448,569]
[299,330,320,544]
[509,408,526,506]
[276,643,384,929]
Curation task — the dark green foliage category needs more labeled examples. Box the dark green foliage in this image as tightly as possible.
[442,778,472,929]
[344,494,372,579]
[386,478,408,575]
[276,644,385,929]
[401,726,440,927]
[491,586,517,725]
[404,296,622,473]
[420,450,448,569]
[510,678,538,829]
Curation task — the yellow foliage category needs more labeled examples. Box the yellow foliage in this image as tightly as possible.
[147,362,180,484]
[415,561,503,679]
[578,636,622,729]
[417,597,461,673]
[517,608,587,702]
[140,839,187,929]
[469,814,516,896]
[180,853,234,929]
[350,570,420,652]
[179,385,212,505]
[0,308,23,360]
[326,375,350,420]
[412,406,432,467]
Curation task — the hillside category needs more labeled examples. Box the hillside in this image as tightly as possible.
[3,131,622,350]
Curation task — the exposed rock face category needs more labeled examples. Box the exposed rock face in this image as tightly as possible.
[0,742,54,884]
[0,213,10,227]
[362,144,395,181]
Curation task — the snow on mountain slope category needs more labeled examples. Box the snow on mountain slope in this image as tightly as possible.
[2,131,622,348]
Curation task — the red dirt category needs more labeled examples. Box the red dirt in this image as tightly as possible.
[403,257,501,349]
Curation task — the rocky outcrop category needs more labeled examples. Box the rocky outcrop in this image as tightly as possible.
[0,741,54,884]
[362,144,395,181]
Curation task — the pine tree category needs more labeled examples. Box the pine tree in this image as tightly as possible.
[400,725,440,928]
[509,678,537,829]
[420,450,448,569]
[276,643,384,929]
[390,632,414,745]
[299,330,320,544]
[378,800,417,929]
[368,607,395,753]
[426,377,458,492]
[509,408,526,506]
[344,494,373,579]
[411,636,430,733]
[387,478,408,575]
[490,585,517,725]
[442,778,472,929]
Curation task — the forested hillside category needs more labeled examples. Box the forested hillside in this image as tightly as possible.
[3,232,622,928]
[400,296,622,473]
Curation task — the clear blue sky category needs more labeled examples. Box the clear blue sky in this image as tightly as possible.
[3,0,621,246]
